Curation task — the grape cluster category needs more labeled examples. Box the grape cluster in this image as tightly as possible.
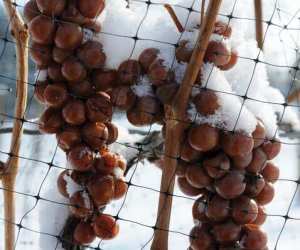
[174,22,280,250]
[25,0,128,245]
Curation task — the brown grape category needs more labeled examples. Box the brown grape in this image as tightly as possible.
[57,170,72,198]
[68,145,94,172]
[193,89,220,116]
[68,80,94,98]
[156,83,179,105]
[232,153,252,170]
[262,140,281,160]
[192,196,208,222]
[177,177,204,197]
[52,47,73,64]
[39,107,64,134]
[240,225,267,249]
[118,59,141,85]
[61,1,88,25]
[188,124,219,152]
[78,0,105,18]
[86,92,113,122]
[261,162,279,183]
[212,220,241,244]
[34,81,49,104]
[55,22,83,50]
[175,40,192,63]
[185,165,212,189]
[138,48,159,72]
[189,225,214,250]
[253,206,267,225]
[246,148,267,174]
[82,122,108,150]
[148,59,172,86]
[180,140,202,163]
[36,0,66,16]
[105,122,119,144]
[24,0,40,23]
[62,57,87,82]
[30,42,52,67]
[92,214,119,240]
[213,21,232,38]
[56,126,81,152]
[215,171,246,199]
[203,153,230,179]
[219,50,238,71]
[29,15,56,45]
[43,83,68,108]
[245,174,265,198]
[62,99,86,125]
[176,160,188,177]
[232,196,258,224]
[92,70,118,92]
[206,195,230,222]
[110,86,136,110]
[48,62,65,81]
[69,191,93,218]
[255,182,275,205]
[73,221,96,244]
[204,41,231,66]
[77,41,106,69]
[87,175,115,207]
[113,179,128,200]
[221,132,254,157]
[252,121,266,148]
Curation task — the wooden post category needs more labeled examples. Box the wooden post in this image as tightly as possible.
[254,0,264,49]
[2,1,29,250]
[150,1,222,249]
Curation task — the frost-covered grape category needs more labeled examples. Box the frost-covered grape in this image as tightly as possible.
[73,221,96,244]
[231,196,258,224]
[87,175,114,207]
[93,70,118,92]
[69,191,93,218]
[204,41,231,66]
[203,153,230,179]
[118,60,141,85]
[252,121,266,148]
[29,15,56,45]
[262,140,281,160]
[68,145,94,172]
[206,195,230,222]
[219,50,238,71]
[57,126,81,152]
[262,162,280,183]
[193,89,219,116]
[92,214,119,240]
[86,92,113,122]
[215,171,246,199]
[81,122,108,150]
[77,41,106,69]
[44,83,68,108]
[62,99,86,125]
[110,86,136,110]
[188,124,219,152]
[185,165,212,189]
[255,182,275,205]
[139,48,159,72]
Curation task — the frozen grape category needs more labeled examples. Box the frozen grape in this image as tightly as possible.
[185,165,212,189]
[92,214,119,240]
[189,225,214,250]
[180,140,202,163]
[77,41,106,69]
[78,0,105,18]
[68,145,94,172]
[193,89,220,116]
[246,148,267,174]
[232,153,252,170]
[36,0,66,16]
[43,83,68,108]
[48,62,65,81]
[93,70,118,92]
[177,177,204,197]
[52,47,73,64]
[139,48,159,72]
[261,162,280,183]
[262,140,281,160]
[63,99,86,125]
[206,195,230,222]
[255,182,275,205]
[231,196,258,224]
[81,122,108,150]
[24,0,40,23]
[39,107,64,134]
[57,126,81,152]
[29,15,56,45]
[212,220,241,244]
[118,60,141,85]
[221,132,254,157]
[188,124,219,152]
[30,42,52,67]
[73,221,96,245]
[245,174,265,198]
[110,86,136,110]
[203,153,230,179]
[62,57,87,82]
[86,92,113,122]
[252,121,266,148]
[240,225,267,249]
[204,41,231,66]
[69,191,93,218]
[55,22,83,50]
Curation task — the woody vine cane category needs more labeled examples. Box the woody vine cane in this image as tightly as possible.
[151,1,223,250]
[2,1,29,250]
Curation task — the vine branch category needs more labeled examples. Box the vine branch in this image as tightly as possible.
[2,1,29,250]
[151,1,222,249]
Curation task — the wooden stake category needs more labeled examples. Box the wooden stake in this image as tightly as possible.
[254,0,264,49]
[151,1,222,250]
[200,0,206,28]
[164,4,184,33]
[2,1,29,249]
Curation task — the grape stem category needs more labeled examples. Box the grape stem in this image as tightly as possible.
[2,1,29,250]
[151,1,222,249]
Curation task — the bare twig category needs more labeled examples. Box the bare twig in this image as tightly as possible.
[164,4,184,33]
[2,1,29,249]
[254,0,264,49]
[151,1,222,249]
[200,0,206,28]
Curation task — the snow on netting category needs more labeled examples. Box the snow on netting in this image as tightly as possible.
[0,0,300,249]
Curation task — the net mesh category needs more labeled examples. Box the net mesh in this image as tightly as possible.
[0,0,299,249]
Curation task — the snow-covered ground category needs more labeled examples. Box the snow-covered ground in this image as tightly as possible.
[0,0,300,249]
